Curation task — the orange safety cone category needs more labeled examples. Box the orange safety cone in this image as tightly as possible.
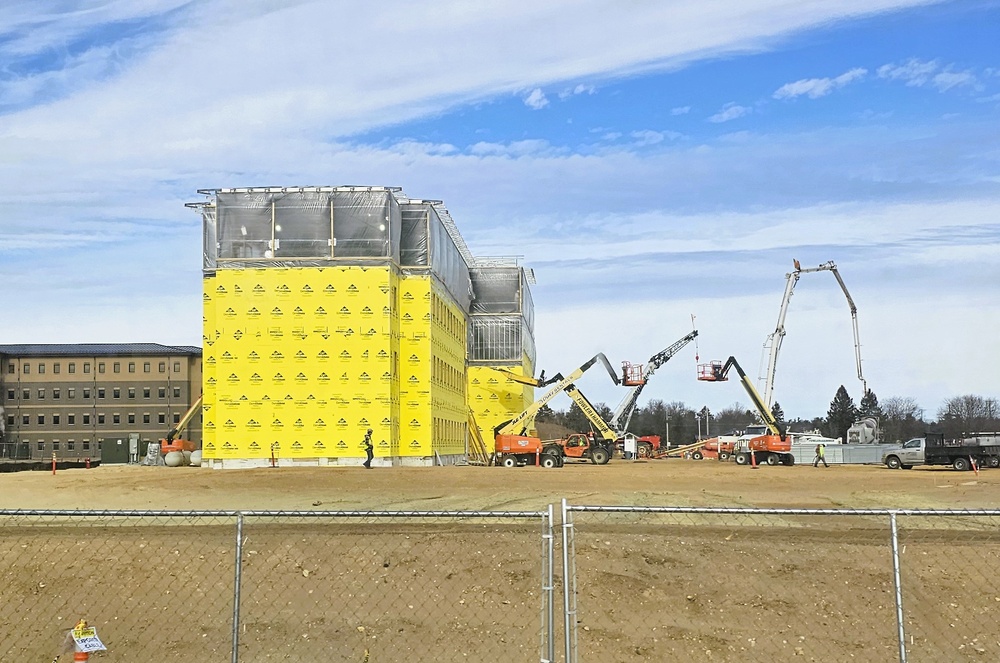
[72,619,89,662]
[750,449,758,469]
[972,456,979,477]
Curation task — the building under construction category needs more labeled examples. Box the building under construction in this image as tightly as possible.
[191,186,536,468]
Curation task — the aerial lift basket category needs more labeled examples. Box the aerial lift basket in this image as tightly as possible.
[696,361,728,382]
[620,361,646,386]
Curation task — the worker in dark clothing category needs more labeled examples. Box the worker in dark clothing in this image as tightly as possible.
[363,428,374,469]
[813,443,829,468]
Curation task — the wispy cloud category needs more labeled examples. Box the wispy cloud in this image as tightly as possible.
[630,129,682,146]
[773,67,867,99]
[559,83,597,99]
[468,139,556,157]
[0,0,994,419]
[708,103,751,123]
[877,58,977,92]
[523,88,549,109]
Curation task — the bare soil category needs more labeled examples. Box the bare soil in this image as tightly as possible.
[3,459,998,662]
[4,457,998,512]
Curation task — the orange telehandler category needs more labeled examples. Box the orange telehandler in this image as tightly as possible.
[493,354,621,468]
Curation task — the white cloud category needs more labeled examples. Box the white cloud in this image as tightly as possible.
[630,129,682,146]
[931,70,976,91]
[708,103,751,123]
[0,0,193,57]
[564,83,597,98]
[468,139,555,157]
[773,67,867,99]
[523,88,549,109]
[877,58,977,92]
[0,0,994,420]
[878,58,940,86]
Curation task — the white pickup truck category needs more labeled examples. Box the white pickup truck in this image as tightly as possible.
[882,433,1000,471]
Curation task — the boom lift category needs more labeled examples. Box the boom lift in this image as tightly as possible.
[489,367,562,388]
[610,330,699,457]
[494,354,620,468]
[160,394,203,455]
[758,259,867,409]
[698,357,794,466]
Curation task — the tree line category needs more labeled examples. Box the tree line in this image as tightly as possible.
[536,386,1000,447]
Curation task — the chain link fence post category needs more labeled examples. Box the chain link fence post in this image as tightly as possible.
[889,511,908,663]
[541,502,554,663]
[231,511,244,663]
[561,498,578,663]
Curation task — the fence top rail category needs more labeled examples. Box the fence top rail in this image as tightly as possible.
[0,508,547,519]
[564,505,1000,517]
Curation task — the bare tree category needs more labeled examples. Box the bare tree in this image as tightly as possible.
[937,395,1000,439]
[881,396,925,444]
[714,402,751,436]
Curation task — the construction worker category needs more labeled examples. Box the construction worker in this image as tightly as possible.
[813,443,829,468]
[362,429,374,469]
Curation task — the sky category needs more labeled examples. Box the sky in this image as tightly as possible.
[1,0,998,422]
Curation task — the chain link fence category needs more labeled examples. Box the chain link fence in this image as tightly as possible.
[561,504,1000,663]
[0,508,554,662]
[3,505,998,662]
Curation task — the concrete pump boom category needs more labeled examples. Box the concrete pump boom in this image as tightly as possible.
[758,259,867,408]
[495,353,620,437]
[609,330,699,433]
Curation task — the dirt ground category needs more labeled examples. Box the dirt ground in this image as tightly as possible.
[2,456,999,512]
[3,459,999,662]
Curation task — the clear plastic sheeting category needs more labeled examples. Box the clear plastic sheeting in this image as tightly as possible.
[470,266,535,333]
[196,188,402,265]
[332,189,399,259]
[274,191,335,258]
[191,187,478,309]
[201,204,217,270]
[399,201,472,310]
[217,191,275,259]
[468,316,536,366]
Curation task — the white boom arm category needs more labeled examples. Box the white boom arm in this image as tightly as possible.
[608,330,699,433]
[758,260,866,408]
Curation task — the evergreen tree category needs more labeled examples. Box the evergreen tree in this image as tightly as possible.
[563,402,590,433]
[824,385,857,443]
[770,401,786,425]
[535,403,556,423]
[858,389,882,420]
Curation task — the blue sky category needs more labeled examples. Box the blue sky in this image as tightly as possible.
[1,0,998,421]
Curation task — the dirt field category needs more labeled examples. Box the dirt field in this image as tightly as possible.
[3,456,999,511]
[3,459,999,662]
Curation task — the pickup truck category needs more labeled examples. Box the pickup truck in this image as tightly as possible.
[882,433,1000,471]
